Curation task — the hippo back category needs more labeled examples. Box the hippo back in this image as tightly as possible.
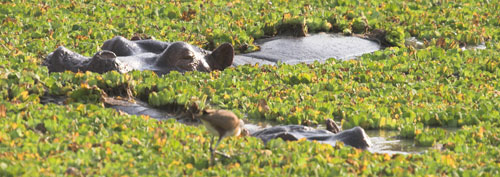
[251,125,372,149]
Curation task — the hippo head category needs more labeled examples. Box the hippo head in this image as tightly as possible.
[156,42,234,72]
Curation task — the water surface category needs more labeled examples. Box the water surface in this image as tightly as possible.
[233,33,381,66]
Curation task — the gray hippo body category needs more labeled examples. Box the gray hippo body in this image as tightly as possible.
[44,36,234,74]
[251,125,372,149]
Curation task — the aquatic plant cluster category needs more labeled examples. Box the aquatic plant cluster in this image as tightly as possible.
[1,0,499,176]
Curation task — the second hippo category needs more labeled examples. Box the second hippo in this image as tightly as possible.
[251,125,372,149]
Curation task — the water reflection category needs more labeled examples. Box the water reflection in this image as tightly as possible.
[365,130,427,155]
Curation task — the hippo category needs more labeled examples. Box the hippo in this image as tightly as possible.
[250,125,372,149]
[43,36,234,74]
[95,96,371,149]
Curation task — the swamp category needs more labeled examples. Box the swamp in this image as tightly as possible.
[1,0,499,176]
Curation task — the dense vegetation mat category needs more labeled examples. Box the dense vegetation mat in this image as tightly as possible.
[1,0,499,176]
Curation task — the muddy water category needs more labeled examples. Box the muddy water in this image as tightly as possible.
[365,130,427,155]
[233,33,486,67]
[232,33,381,66]
[104,98,198,125]
[107,99,173,119]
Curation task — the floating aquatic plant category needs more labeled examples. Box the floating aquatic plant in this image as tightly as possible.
[1,0,500,176]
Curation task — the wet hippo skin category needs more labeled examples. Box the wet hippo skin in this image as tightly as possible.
[251,125,372,149]
[44,36,234,74]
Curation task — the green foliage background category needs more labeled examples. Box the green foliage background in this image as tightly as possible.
[1,0,499,176]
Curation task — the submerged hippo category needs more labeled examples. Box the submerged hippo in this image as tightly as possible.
[44,36,234,74]
[100,97,371,149]
[250,125,371,149]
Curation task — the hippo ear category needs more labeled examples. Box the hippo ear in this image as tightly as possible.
[208,43,234,70]
[202,109,215,115]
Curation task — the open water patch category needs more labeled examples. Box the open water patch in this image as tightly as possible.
[232,32,381,66]
[365,130,427,155]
